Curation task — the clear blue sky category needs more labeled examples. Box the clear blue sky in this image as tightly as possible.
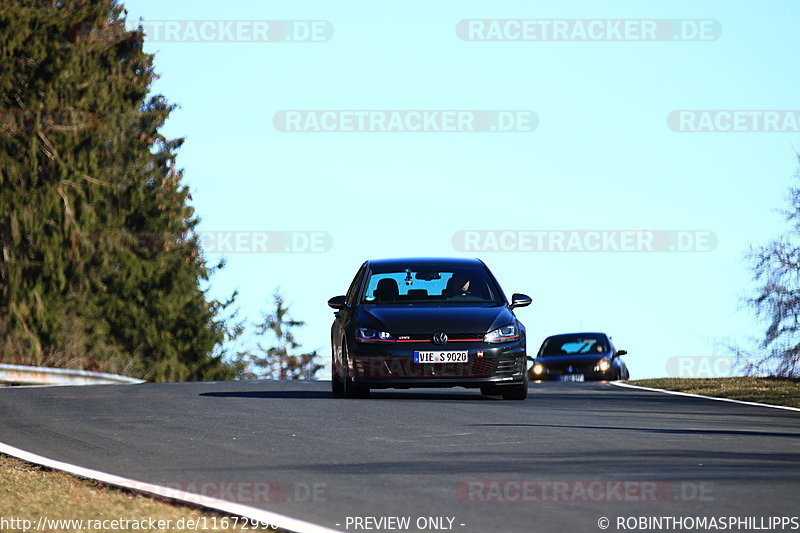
[123,0,800,379]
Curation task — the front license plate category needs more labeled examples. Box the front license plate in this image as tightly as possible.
[559,374,585,382]
[413,351,469,363]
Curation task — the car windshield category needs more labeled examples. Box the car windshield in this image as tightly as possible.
[540,334,609,356]
[362,266,501,304]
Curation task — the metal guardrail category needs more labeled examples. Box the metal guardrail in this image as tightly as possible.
[0,364,145,386]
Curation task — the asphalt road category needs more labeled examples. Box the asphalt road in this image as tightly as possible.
[1,381,799,533]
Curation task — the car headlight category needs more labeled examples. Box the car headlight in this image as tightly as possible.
[484,324,519,343]
[595,359,611,372]
[355,327,395,343]
[532,363,544,375]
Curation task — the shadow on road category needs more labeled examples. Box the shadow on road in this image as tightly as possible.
[200,390,333,399]
[468,423,800,439]
[199,389,495,401]
[192,449,800,478]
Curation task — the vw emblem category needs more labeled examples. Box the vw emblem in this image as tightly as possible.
[567,365,574,373]
[432,331,448,345]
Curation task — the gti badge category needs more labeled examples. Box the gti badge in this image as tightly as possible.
[432,331,448,345]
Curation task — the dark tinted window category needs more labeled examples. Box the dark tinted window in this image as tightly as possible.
[362,266,501,304]
[540,334,609,356]
[345,264,367,306]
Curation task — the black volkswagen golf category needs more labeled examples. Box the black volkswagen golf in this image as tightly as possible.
[328,257,532,399]
[528,332,630,381]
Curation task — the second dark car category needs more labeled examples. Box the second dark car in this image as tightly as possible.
[528,332,629,381]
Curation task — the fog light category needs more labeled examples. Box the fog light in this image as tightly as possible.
[533,364,544,375]
[596,359,610,372]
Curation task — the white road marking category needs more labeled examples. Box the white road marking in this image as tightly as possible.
[610,381,800,413]
[0,441,343,533]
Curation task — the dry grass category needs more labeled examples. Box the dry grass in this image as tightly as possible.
[629,377,800,408]
[0,454,274,532]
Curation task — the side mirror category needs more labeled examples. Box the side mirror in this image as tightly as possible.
[509,293,532,310]
[328,295,348,310]
[526,356,535,362]
[614,349,628,357]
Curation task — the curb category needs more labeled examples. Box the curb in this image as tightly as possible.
[610,381,800,413]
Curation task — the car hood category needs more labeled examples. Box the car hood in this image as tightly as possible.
[357,304,514,335]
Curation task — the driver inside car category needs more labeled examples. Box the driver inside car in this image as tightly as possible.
[446,276,473,298]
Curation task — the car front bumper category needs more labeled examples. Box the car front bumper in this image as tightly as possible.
[348,340,527,389]
[529,368,614,381]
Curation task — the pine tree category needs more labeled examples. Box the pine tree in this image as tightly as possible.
[0,1,237,381]
[240,291,323,380]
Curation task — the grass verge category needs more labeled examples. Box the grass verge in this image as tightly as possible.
[628,377,800,408]
[0,454,274,532]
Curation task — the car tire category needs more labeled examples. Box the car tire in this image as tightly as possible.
[331,345,345,395]
[332,363,344,396]
[502,373,529,400]
[341,342,370,399]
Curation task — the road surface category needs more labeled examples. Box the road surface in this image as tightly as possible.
[1,381,798,532]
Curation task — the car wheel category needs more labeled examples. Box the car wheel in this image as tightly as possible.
[341,342,370,399]
[501,373,529,400]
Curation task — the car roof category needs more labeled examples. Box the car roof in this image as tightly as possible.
[366,257,485,270]
[544,332,609,339]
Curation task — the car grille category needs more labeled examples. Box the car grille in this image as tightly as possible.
[544,362,596,375]
[394,333,486,343]
[353,356,492,379]
[494,354,522,377]
[352,354,523,380]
